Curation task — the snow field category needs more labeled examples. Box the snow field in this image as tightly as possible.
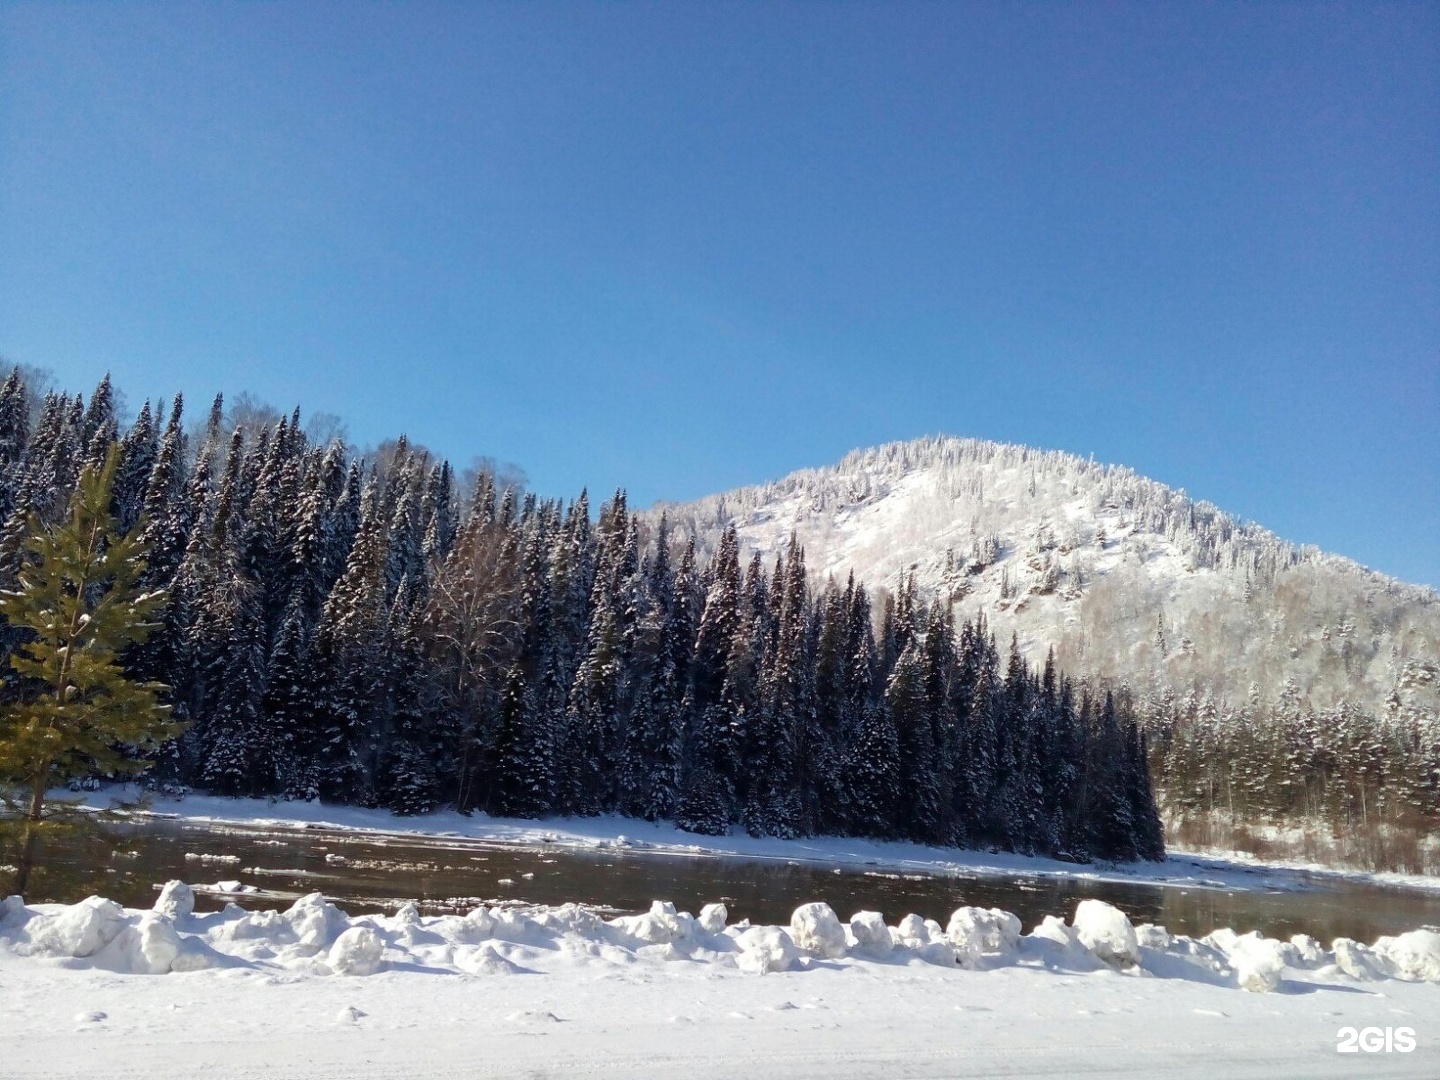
[5,887,1440,1079]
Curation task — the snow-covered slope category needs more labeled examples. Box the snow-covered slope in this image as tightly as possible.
[653,437,1439,715]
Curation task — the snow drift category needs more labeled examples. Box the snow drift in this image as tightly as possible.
[4,885,1440,996]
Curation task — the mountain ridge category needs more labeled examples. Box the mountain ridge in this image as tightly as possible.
[651,435,1439,717]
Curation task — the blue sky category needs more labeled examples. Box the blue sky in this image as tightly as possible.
[1,2,1436,586]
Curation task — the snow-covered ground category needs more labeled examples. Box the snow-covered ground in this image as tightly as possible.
[78,788,1440,896]
[3,884,1439,1079]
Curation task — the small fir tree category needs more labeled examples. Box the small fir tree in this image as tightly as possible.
[0,449,181,895]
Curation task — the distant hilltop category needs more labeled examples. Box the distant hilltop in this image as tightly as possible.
[652,436,1440,717]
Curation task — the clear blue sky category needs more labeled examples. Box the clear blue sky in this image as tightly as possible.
[1,2,1436,586]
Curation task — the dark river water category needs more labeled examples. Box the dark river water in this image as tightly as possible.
[13,817,1440,944]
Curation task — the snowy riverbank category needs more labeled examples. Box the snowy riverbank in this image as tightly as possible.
[3,884,1439,1079]
[73,787,1440,897]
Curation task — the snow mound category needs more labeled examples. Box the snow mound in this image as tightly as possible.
[328,926,384,976]
[154,880,195,921]
[1224,933,1288,993]
[533,902,603,940]
[459,942,525,976]
[1332,937,1393,981]
[889,913,956,966]
[1136,924,1172,949]
[1022,915,1105,972]
[1373,929,1440,982]
[1071,900,1139,967]
[848,910,892,955]
[790,903,847,959]
[170,934,224,973]
[390,901,421,927]
[947,907,1022,967]
[1288,934,1326,967]
[893,913,929,948]
[464,905,496,938]
[608,900,698,948]
[698,903,728,933]
[287,892,349,951]
[94,913,182,975]
[736,926,800,974]
[21,895,126,958]
[6,886,1440,1002]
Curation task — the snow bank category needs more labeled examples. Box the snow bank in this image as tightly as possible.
[4,889,1439,1002]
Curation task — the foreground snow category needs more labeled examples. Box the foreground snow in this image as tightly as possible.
[3,885,1439,1078]
[77,787,1440,895]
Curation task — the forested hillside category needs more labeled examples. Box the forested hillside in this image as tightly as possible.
[658,437,1440,851]
[657,437,1439,718]
[0,372,1163,862]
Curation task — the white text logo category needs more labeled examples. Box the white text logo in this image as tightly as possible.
[1336,1027,1416,1053]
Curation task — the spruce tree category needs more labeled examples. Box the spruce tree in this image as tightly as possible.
[113,400,157,533]
[843,701,900,838]
[489,662,553,817]
[375,581,442,814]
[0,449,181,894]
[637,531,694,822]
[886,638,938,841]
[137,395,189,588]
[0,369,31,525]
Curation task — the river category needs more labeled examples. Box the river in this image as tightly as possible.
[13,816,1440,944]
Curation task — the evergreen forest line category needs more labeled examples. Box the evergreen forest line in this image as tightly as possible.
[0,371,1163,861]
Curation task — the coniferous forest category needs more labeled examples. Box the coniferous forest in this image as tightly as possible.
[0,371,1164,862]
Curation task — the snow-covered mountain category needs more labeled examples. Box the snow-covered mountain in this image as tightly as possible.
[653,436,1439,717]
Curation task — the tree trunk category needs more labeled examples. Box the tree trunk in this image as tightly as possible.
[13,775,46,896]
